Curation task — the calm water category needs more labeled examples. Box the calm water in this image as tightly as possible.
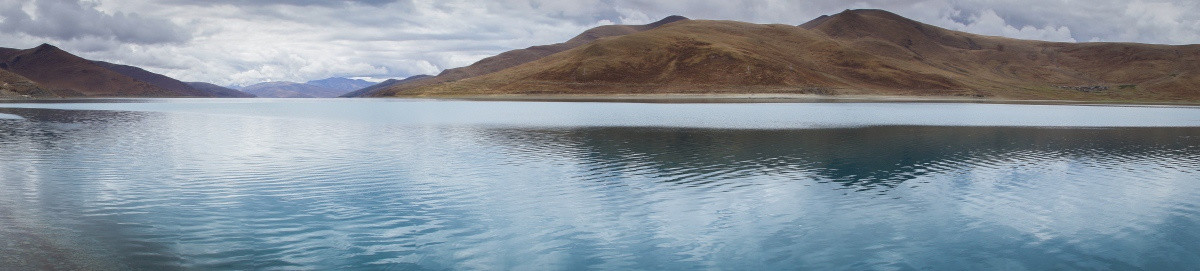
[1,99,1198,270]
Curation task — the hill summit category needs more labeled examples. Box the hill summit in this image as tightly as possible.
[364,10,1200,102]
[352,15,691,97]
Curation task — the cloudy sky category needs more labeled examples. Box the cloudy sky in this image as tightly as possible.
[0,0,1197,86]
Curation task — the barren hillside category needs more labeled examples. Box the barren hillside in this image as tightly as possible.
[381,9,1200,103]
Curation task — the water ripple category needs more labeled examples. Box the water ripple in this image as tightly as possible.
[0,102,1198,270]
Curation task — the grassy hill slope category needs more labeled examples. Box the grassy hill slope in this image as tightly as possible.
[390,10,1200,103]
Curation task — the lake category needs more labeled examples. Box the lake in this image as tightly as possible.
[1,99,1198,270]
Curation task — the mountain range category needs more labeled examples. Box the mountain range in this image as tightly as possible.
[3,9,1198,102]
[351,9,1199,103]
[0,44,254,98]
[240,77,374,98]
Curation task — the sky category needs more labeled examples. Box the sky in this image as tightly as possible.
[0,0,1197,86]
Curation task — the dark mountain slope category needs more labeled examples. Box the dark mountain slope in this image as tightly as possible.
[0,44,181,97]
[0,44,247,97]
[0,69,56,98]
[91,61,215,97]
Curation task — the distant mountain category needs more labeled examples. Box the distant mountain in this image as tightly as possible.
[339,75,431,97]
[241,77,374,98]
[242,81,347,98]
[0,69,56,98]
[185,82,256,98]
[306,77,374,93]
[379,10,1200,102]
[350,16,689,97]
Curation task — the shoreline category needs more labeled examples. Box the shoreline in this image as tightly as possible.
[412,93,1200,106]
[2,93,1198,107]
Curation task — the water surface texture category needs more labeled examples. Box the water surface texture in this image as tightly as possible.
[1,99,1199,270]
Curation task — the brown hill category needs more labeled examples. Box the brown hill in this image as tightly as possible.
[0,69,57,98]
[339,75,431,98]
[357,15,690,97]
[436,15,691,80]
[387,9,1200,103]
[0,44,185,97]
[0,44,245,98]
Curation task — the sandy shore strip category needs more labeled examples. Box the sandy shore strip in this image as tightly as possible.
[412,93,1200,106]
[1,94,1195,106]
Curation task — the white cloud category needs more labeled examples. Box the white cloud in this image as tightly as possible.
[938,9,1076,42]
[1120,0,1200,44]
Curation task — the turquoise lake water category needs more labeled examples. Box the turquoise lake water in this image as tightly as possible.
[1,99,1198,270]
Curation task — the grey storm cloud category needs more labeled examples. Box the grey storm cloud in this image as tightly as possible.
[0,0,1197,86]
[0,0,190,44]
